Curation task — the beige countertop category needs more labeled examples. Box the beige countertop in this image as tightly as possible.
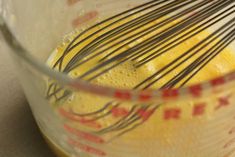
[0,42,56,157]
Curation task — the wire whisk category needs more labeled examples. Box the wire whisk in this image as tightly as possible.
[47,0,235,138]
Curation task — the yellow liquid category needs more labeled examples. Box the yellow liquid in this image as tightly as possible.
[46,15,235,157]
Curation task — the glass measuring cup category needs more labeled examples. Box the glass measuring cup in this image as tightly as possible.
[0,0,235,157]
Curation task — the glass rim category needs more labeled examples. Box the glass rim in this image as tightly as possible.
[1,16,235,103]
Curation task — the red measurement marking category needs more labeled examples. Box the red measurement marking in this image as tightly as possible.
[139,91,152,101]
[162,89,179,99]
[114,90,131,100]
[215,95,231,110]
[137,108,155,121]
[69,82,83,90]
[211,77,225,86]
[59,108,102,129]
[80,118,102,129]
[164,108,181,120]
[68,138,106,156]
[72,11,98,27]
[67,0,80,6]
[228,73,235,81]
[189,84,202,97]
[64,124,104,144]
[193,103,206,116]
[111,107,129,118]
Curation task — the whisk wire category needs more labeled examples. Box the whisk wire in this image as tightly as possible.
[64,0,198,72]
[161,29,235,89]
[136,18,235,89]
[63,0,209,73]
[77,0,232,81]
[46,0,235,137]
[135,5,235,66]
[53,0,163,70]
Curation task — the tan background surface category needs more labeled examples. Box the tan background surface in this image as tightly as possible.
[0,42,56,157]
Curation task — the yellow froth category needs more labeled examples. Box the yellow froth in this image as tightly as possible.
[46,15,235,157]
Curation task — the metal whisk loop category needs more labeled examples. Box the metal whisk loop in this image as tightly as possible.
[65,0,212,73]
[47,0,234,100]
[53,0,170,71]
[136,17,235,89]
[45,0,235,139]
[75,0,233,82]
[63,0,214,73]
[62,0,196,73]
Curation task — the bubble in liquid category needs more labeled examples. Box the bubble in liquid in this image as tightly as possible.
[68,94,75,103]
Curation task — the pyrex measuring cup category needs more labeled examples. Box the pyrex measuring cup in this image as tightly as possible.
[0,0,235,157]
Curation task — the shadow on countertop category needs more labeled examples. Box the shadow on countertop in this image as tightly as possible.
[0,43,56,157]
[0,99,57,157]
